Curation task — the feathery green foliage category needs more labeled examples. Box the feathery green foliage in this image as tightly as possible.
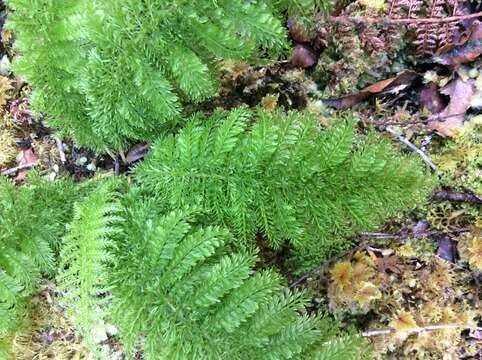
[57,181,120,351]
[0,175,77,355]
[6,0,299,151]
[135,108,434,264]
[110,201,367,359]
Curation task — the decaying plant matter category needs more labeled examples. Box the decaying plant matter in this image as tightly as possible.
[387,0,464,56]
[325,247,481,358]
[325,0,478,57]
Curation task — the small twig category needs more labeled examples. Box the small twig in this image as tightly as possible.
[362,324,482,338]
[114,156,120,176]
[358,227,470,240]
[385,126,437,171]
[55,137,67,164]
[434,190,482,204]
[357,232,398,239]
[374,112,467,127]
[322,325,482,348]
[1,162,38,176]
[331,11,482,25]
[119,150,127,164]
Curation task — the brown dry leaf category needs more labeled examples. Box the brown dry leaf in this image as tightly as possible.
[376,256,401,274]
[126,143,150,163]
[323,70,419,109]
[434,38,482,67]
[434,42,482,67]
[390,310,419,338]
[432,21,482,64]
[355,281,382,306]
[330,261,353,290]
[428,78,475,137]
[15,148,39,182]
[420,82,446,113]
[291,44,318,68]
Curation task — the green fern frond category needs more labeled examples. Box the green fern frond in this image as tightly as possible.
[110,205,367,359]
[208,270,282,333]
[192,253,255,308]
[135,108,434,266]
[0,175,79,353]
[57,181,120,351]
[7,0,290,151]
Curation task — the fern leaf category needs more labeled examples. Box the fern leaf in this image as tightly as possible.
[110,206,368,359]
[208,270,282,333]
[57,181,119,350]
[135,108,434,265]
[7,0,289,150]
[192,253,255,308]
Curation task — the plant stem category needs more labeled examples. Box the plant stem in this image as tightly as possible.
[1,162,38,176]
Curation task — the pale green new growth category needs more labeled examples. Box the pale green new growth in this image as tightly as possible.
[57,181,120,351]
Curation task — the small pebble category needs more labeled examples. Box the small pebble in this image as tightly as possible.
[291,44,318,68]
[0,55,11,76]
[77,156,88,166]
[468,68,479,79]
[106,324,118,337]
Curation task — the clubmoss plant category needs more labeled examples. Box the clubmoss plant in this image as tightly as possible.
[7,0,319,151]
[110,198,369,359]
[135,108,434,266]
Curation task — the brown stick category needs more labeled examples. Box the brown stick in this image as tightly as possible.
[114,156,120,176]
[357,227,470,240]
[374,112,467,127]
[331,11,482,25]
[323,324,482,348]
[433,190,482,204]
[55,137,67,164]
